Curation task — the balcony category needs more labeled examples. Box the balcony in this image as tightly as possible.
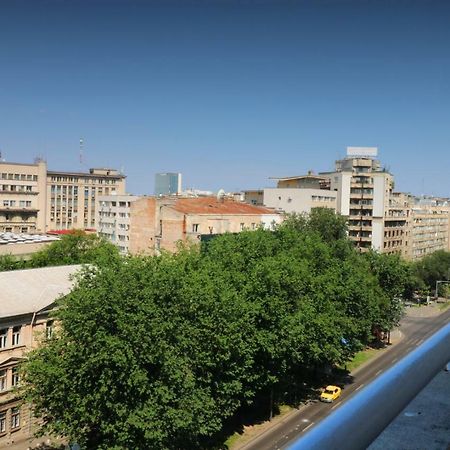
[287,322,450,450]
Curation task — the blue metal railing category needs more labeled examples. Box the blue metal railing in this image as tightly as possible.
[287,322,450,450]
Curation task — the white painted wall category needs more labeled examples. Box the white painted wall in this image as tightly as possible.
[373,175,386,218]
[263,188,337,214]
[339,173,351,216]
[372,219,384,251]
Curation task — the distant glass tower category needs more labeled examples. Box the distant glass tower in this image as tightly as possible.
[154,173,182,196]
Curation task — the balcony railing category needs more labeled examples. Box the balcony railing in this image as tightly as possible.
[287,322,450,450]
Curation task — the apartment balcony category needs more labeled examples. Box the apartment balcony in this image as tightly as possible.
[351,182,374,189]
[349,234,372,242]
[350,193,373,199]
[348,224,372,231]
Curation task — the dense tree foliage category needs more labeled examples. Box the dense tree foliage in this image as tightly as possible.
[0,231,119,272]
[21,212,414,449]
[412,250,450,295]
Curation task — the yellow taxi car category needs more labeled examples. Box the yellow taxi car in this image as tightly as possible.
[320,385,342,403]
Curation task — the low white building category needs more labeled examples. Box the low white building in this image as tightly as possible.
[96,194,140,254]
[262,188,337,214]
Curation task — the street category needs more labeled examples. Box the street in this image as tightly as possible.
[239,305,450,450]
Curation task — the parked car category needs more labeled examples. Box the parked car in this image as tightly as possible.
[320,385,342,403]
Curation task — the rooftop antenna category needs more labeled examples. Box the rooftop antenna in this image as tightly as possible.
[79,138,84,167]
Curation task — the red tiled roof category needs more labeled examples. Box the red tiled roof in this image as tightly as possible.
[170,198,278,215]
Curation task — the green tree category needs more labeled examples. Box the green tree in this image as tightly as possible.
[0,253,26,272]
[29,231,120,268]
[22,215,411,449]
[413,250,450,295]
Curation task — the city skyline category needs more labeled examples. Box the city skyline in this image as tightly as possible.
[1,0,449,196]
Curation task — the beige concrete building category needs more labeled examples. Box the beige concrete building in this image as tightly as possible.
[0,160,126,234]
[129,197,282,255]
[321,154,397,253]
[96,194,140,254]
[0,161,47,234]
[0,265,80,448]
[408,196,450,260]
[47,168,126,231]
[383,192,411,258]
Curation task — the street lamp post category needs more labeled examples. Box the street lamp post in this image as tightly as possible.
[434,280,450,299]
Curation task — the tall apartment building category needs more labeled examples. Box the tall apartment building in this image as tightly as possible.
[0,265,80,447]
[320,149,409,254]
[0,161,47,233]
[0,160,126,233]
[96,194,139,254]
[409,196,450,260]
[154,173,182,197]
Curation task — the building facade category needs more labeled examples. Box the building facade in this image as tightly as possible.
[409,196,450,260]
[0,160,126,234]
[129,197,282,255]
[244,174,336,215]
[96,194,140,254]
[0,161,47,234]
[321,155,398,253]
[154,173,182,197]
[47,168,126,231]
[0,265,80,448]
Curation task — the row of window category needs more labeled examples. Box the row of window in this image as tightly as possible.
[51,185,79,194]
[311,195,335,202]
[99,201,132,208]
[2,200,32,208]
[1,213,34,222]
[0,173,37,181]
[99,211,130,218]
[0,226,33,233]
[0,327,21,349]
[0,185,33,192]
[50,176,117,184]
[0,407,20,434]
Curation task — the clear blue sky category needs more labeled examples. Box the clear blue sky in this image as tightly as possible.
[1,0,449,196]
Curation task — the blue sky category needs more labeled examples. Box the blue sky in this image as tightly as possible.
[1,0,449,196]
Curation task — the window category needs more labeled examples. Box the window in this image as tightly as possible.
[11,407,20,429]
[0,411,6,433]
[0,370,6,391]
[240,223,245,231]
[0,329,7,348]
[12,367,20,387]
[192,224,199,233]
[46,321,54,339]
[251,223,256,230]
[12,326,21,346]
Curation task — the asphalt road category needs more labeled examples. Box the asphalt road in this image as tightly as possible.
[240,306,450,450]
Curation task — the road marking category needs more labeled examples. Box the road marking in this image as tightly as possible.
[331,402,340,410]
[303,422,314,432]
[391,357,398,363]
[355,383,365,391]
[375,369,382,376]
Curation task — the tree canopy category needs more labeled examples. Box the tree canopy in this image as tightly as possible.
[21,214,413,449]
[0,231,119,272]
